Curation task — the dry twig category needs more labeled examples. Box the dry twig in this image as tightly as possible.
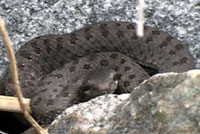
[0,15,48,134]
[136,0,146,37]
[0,95,31,113]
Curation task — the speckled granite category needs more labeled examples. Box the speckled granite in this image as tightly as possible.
[0,0,200,77]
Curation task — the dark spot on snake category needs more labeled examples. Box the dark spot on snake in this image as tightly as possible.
[120,41,127,46]
[32,46,42,54]
[54,74,63,79]
[57,88,70,97]
[144,25,148,30]
[113,74,118,81]
[117,30,124,38]
[131,33,138,40]
[89,53,98,61]
[56,43,63,50]
[123,81,130,87]
[179,57,188,64]
[49,94,53,98]
[175,44,184,50]
[85,34,93,40]
[152,30,160,35]
[38,81,45,87]
[84,49,91,54]
[84,27,91,32]
[47,100,54,106]
[113,74,122,80]
[46,81,52,84]
[49,74,56,77]
[115,22,121,26]
[33,97,42,105]
[165,36,173,41]
[100,59,109,66]
[129,74,136,79]
[110,53,119,59]
[59,59,65,65]
[108,40,114,46]
[172,61,179,66]
[83,64,91,69]
[70,32,76,36]
[59,83,64,87]
[43,38,50,44]
[127,24,135,29]
[150,53,154,57]
[39,88,47,93]
[53,89,58,92]
[55,37,64,42]
[145,36,153,43]
[18,63,25,68]
[46,46,52,53]
[69,36,78,44]
[168,50,176,55]
[62,91,70,98]
[7,77,12,83]
[27,81,34,87]
[30,40,37,45]
[101,30,109,37]
[143,55,147,60]
[100,46,108,51]
[114,66,119,71]
[19,49,26,56]
[69,66,75,72]
[120,59,126,64]
[99,23,108,29]
[124,66,131,72]
[138,79,144,83]
[21,52,32,60]
[139,51,144,55]
[72,60,79,65]
[159,41,168,48]
[72,78,79,83]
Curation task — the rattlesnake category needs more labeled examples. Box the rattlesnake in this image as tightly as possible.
[0,21,195,125]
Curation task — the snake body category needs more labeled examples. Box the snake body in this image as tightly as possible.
[1,21,195,124]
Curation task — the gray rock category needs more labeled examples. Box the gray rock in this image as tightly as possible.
[24,69,200,134]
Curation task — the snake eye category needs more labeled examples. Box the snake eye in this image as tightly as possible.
[78,85,98,102]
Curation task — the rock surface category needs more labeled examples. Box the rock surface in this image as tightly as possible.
[24,69,200,134]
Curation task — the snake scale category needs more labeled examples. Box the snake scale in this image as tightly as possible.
[0,21,195,125]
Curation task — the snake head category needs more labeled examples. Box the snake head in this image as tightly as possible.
[78,68,118,102]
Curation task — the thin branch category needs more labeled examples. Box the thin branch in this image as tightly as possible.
[0,15,48,134]
[0,95,31,113]
[136,0,146,37]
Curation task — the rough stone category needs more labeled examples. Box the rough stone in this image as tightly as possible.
[24,69,200,134]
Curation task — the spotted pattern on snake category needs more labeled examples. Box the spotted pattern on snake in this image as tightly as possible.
[0,21,195,125]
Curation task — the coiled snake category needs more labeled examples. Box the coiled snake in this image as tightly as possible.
[1,21,195,125]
